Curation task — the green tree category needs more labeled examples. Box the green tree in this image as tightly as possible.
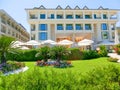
[50,46,70,63]
[35,46,50,62]
[98,45,108,57]
[0,36,15,63]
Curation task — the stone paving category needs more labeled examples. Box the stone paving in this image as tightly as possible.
[108,53,120,59]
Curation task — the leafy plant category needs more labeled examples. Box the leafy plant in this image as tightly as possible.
[50,46,70,63]
[35,46,50,62]
[82,50,99,59]
[0,36,15,63]
[98,45,108,57]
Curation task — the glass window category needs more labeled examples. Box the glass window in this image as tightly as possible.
[101,23,107,30]
[111,24,115,30]
[103,14,107,19]
[39,24,47,31]
[51,14,54,19]
[57,24,63,30]
[85,15,91,19]
[94,14,96,19]
[102,31,109,39]
[57,15,63,19]
[40,14,46,19]
[76,24,82,30]
[66,24,73,30]
[76,15,81,19]
[66,15,73,19]
[85,24,91,30]
[39,32,47,40]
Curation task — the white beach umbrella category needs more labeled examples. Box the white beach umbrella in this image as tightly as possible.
[20,46,29,50]
[25,40,41,46]
[58,39,73,45]
[41,39,57,45]
[11,41,25,48]
[78,39,94,46]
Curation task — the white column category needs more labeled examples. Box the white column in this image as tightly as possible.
[101,12,103,19]
[47,23,51,39]
[37,11,39,20]
[36,24,39,41]
[97,23,102,41]
[55,11,56,19]
[45,11,47,19]
[54,23,56,41]
[107,11,110,20]
[83,12,85,19]
[64,23,66,31]
[91,23,94,31]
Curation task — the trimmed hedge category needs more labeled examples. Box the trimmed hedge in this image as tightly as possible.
[67,48,83,60]
[7,49,41,61]
[82,50,99,60]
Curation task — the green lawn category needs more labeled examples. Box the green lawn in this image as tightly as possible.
[25,57,120,74]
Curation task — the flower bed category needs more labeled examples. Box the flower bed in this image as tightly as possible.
[36,60,72,68]
[0,61,26,74]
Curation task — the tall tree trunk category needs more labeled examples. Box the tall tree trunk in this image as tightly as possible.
[1,52,6,64]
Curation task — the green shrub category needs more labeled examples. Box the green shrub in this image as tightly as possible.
[98,45,108,57]
[0,65,120,89]
[67,48,83,60]
[114,44,120,55]
[107,57,118,62]
[82,50,99,60]
[7,49,40,61]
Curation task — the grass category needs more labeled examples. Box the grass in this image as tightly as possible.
[25,57,120,74]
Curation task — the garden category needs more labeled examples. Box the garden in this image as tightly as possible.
[1,36,120,89]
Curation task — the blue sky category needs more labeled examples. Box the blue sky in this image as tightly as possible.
[0,0,120,32]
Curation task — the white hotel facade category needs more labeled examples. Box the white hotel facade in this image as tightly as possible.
[26,5,119,45]
[0,10,30,42]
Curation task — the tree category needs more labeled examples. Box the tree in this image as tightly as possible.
[35,46,50,62]
[0,36,15,63]
[50,46,70,63]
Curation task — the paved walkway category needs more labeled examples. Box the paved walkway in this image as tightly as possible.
[108,53,120,59]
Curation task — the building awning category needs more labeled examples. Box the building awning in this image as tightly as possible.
[97,41,115,45]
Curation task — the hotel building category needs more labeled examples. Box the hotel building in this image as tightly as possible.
[26,5,119,45]
[0,10,30,42]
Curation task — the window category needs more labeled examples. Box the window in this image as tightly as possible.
[31,24,36,31]
[85,24,91,30]
[111,24,115,30]
[39,24,47,31]
[66,24,73,30]
[94,14,96,19]
[31,34,35,40]
[85,15,91,19]
[40,14,46,19]
[102,31,109,39]
[39,32,47,40]
[57,24,63,30]
[76,24,82,30]
[101,23,107,30]
[51,14,54,19]
[57,15,63,19]
[103,14,107,19]
[76,15,81,19]
[30,14,37,19]
[66,15,73,19]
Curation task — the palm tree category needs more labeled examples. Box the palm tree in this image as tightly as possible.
[0,36,15,63]
[50,46,70,63]
[35,46,50,62]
